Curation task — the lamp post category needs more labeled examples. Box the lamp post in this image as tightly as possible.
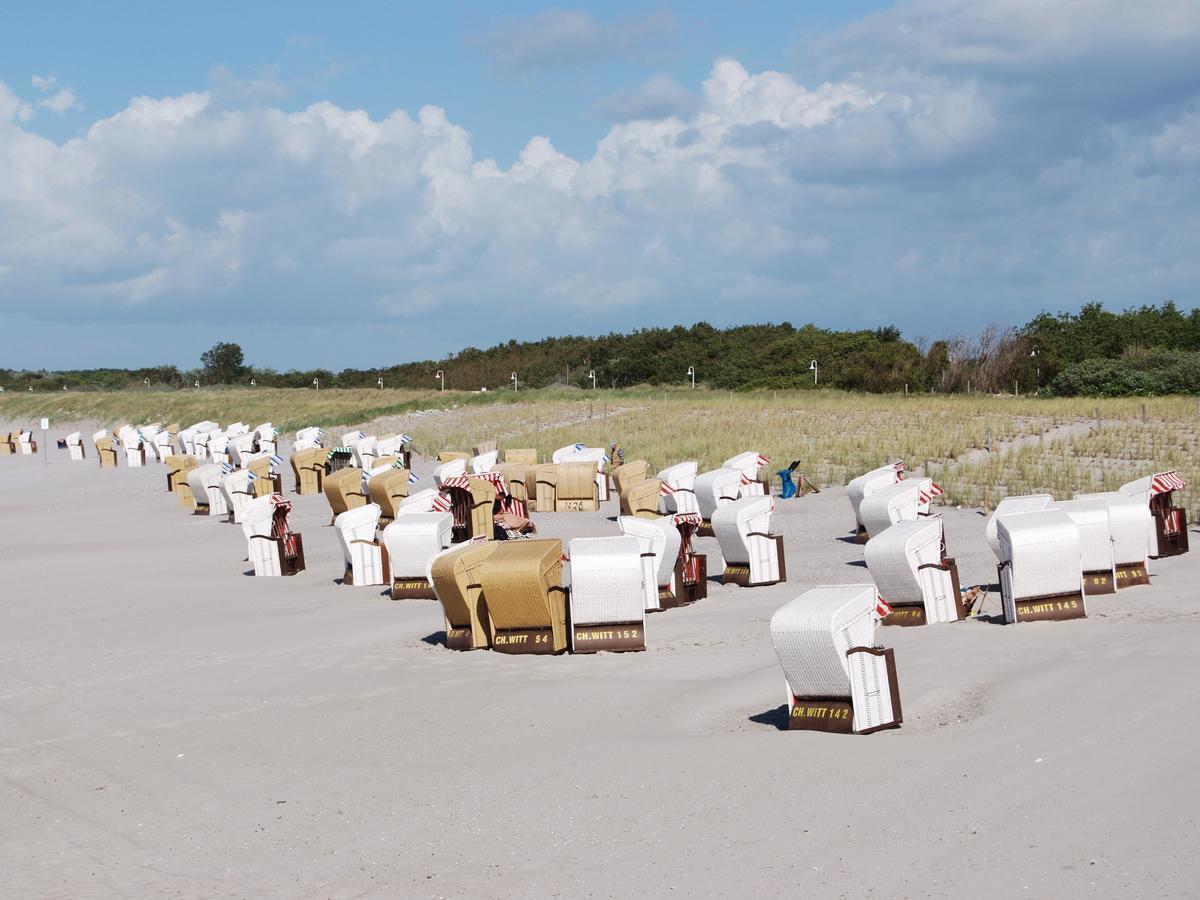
[312,377,319,391]
[194,380,200,390]
[687,366,695,389]
[377,377,384,390]
[435,370,444,392]
[809,360,818,385]
[1030,348,1040,395]
[250,378,256,387]
[143,378,150,387]
[511,372,518,392]
[589,369,596,389]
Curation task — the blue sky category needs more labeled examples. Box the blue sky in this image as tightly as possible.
[1,1,1198,371]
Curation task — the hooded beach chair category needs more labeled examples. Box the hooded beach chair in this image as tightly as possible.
[770,584,903,734]
[996,509,1086,623]
[151,429,175,463]
[429,541,501,650]
[552,446,610,501]
[864,518,963,626]
[618,515,682,612]
[369,467,411,523]
[253,423,277,456]
[613,460,649,497]
[433,458,468,486]
[985,494,1054,560]
[695,468,743,536]
[166,455,199,506]
[492,463,533,512]
[656,461,700,515]
[186,463,228,517]
[526,464,559,512]
[382,512,454,599]
[723,451,770,497]
[334,503,388,586]
[396,489,443,516]
[324,466,370,522]
[1051,498,1117,595]
[1075,491,1153,587]
[470,450,500,474]
[621,477,663,519]
[118,426,144,466]
[847,463,905,541]
[226,422,249,439]
[1120,471,1189,558]
[437,451,470,464]
[713,495,785,587]
[554,461,600,512]
[16,430,35,455]
[0,433,12,455]
[227,433,255,467]
[242,494,305,576]
[351,435,379,470]
[290,448,328,495]
[93,430,118,467]
[858,478,936,541]
[220,468,256,524]
[504,448,538,466]
[567,536,647,652]
[293,427,324,452]
[438,475,498,542]
[479,539,569,654]
[66,431,85,461]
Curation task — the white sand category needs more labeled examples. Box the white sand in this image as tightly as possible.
[3,426,1198,898]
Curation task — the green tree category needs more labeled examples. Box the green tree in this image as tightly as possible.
[200,342,248,384]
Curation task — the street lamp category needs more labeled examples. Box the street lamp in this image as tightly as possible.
[435,370,444,392]
[194,380,200,389]
[1030,348,1040,395]
[143,377,150,386]
[809,359,818,385]
[588,369,596,389]
[312,377,319,391]
[377,377,384,390]
[511,372,518,392]
[687,366,695,389]
[250,378,256,387]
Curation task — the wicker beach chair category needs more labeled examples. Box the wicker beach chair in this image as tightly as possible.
[713,495,785,587]
[618,515,682,611]
[395,488,443,516]
[433,457,468,486]
[613,460,650,497]
[491,463,533,512]
[1051,498,1117,594]
[438,475,498,542]
[723,451,770,497]
[985,494,1054,560]
[864,518,963,626]
[621,478,663,519]
[251,423,277,456]
[92,430,118,467]
[290,448,328,495]
[118,426,145,467]
[242,494,306,576]
[368,467,410,523]
[470,450,500,474]
[164,455,198,505]
[324,466,370,522]
[334,503,388,587]
[996,510,1086,623]
[551,446,610,501]
[225,433,254,467]
[554,462,600,512]
[220,468,257,524]
[847,463,905,540]
[381,512,453,599]
[428,541,500,650]
[293,426,325,452]
[1120,471,1189,558]
[770,584,903,734]
[657,461,700,515]
[437,451,470,464]
[526,464,558,512]
[15,430,35,455]
[186,463,228,516]
[351,435,379,470]
[858,478,934,541]
[151,429,174,463]
[1074,491,1153,587]
[479,539,569,654]
[567,536,647,652]
[504,448,538,465]
[65,431,85,461]
[695,468,743,536]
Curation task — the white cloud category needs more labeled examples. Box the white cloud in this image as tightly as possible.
[597,74,697,121]
[31,74,57,92]
[480,8,675,72]
[30,74,81,114]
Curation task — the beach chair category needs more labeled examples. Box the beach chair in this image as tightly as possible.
[612,460,649,497]
[552,446,610,501]
[65,431,85,461]
[184,463,223,516]
[1120,471,1189,558]
[858,478,935,541]
[567,536,647,652]
[621,478,663,519]
[382,512,454,599]
[0,432,12,454]
[985,494,1054,560]
[504,448,538,466]
[847,464,905,541]
[618,515,682,611]
[554,461,600,512]
[351,435,378,470]
[470,450,500,474]
[437,451,470,464]
[770,584,903,734]
[395,488,443,516]
[16,430,35,455]
[226,433,255,467]
[996,510,1086,623]
[492,463,533,513]
[438,475,498,542]
[865,518,963,626]
[723,451,770,497]
[244,454,280,497]
[93,430,118,468]
[369,467,411,523]
[293,427,324,452]
[526,464,559,512]
[1075,492,1153,587]
[242,494,306,576]
[433,457,468,486]
[151,429,174,463]
[252,423,277,456]
[324,466,370,522]
[695,468,743,536]
[118,426,145,466]
[657,461,700,515]
[713,495,785,587]
[479,539,569,654]
[429,541,501,650]
[165,455,199,506]
[334,503,388,586]
[1052,499,1117,594]
[221,468,256,524]
[291,448,328,495]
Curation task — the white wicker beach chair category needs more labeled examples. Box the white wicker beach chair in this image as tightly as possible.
[241,494,305,576]
[351,435,378,470]
[847,464,904,538]
[226,422,250,438]
[1051,498,1116,594]
[864,518,962,626]
[712,495,785,586]
[151,428,174,463]
[858,478,935,541]
[335,503,387,587]
[66,431,85,461]
[341,430,366,447]
[183,421,219,457]
[1120,471,1189,558]
[220,468,255,524]
[618,515,683,611]
[470,450,500,474]
[695,468,743,532]
[565,536,646,652]
[1075,491,1153,587]
[200,429,230,464]
[118,425,144,466]
[374,434,401,458]
[252,423,277,456]
[657,460,699,515]
[433,458,468,487]
[985,494,1054,560]
[381,512,454,599]
[227,433,255,467]
[294,426,325,452]
[395,489,443,516]
[723,451,769,497]
[769,584,902,734]
[996,510,1085,623]
[187,463,228,516]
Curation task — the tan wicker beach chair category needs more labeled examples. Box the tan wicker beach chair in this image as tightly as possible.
[94,430,118,468]
[291,447,328,495]
[369,468,410,523]
[503,448,538,466]
[613,460,649,497]
[554,461,600,512]
[165,455,197,492]
[621,478,662,519]
[324,466,370,522]
[437,451,470,464]
[429,541,501,650]
[480,539,568,654]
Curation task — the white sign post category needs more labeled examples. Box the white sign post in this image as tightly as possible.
[41,417,49,465]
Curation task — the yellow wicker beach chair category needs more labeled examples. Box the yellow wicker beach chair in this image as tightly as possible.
[613,460,650,497]
[503,448,538,466]
[291,447,328,495]
[430,541,500,650]
[480,539,568,654]
[437,451,470,464]
[369,468,410,523]
[554,461,600,512]
[621,478,662,519]
[324,466,369,521]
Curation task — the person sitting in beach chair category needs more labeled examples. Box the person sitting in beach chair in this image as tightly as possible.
[713,495,785,587]
[566,536,647,652]
[770,584,903,734]
[996,509,1086,623]
[865,517,963,626]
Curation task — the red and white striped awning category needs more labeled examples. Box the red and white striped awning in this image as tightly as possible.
[1151,471,1187,495]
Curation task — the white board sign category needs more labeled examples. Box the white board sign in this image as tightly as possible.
[40,418,49,430]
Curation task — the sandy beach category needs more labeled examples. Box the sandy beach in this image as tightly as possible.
[3,425,1198,898]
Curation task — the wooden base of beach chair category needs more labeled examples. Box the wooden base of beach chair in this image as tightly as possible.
[882,604,928,626]
[1013,590,1086,623]
[193,502,210,516]
[555,497,599,512]
[697,518,714,538]
[674,554,707,605]
[1115,562,1150,587]
[1083,569,1116,595]
[788,698,855,733]
[571,622,646,653]
[1152,510,1188,558]
[445,624,485,651]
[342,543,389,587]
[722,536,785,587]
[854,525,868,544]
[492,627,561,654]
[391,576,436,600]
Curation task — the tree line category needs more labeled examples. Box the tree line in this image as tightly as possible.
[4,302,1198,396]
